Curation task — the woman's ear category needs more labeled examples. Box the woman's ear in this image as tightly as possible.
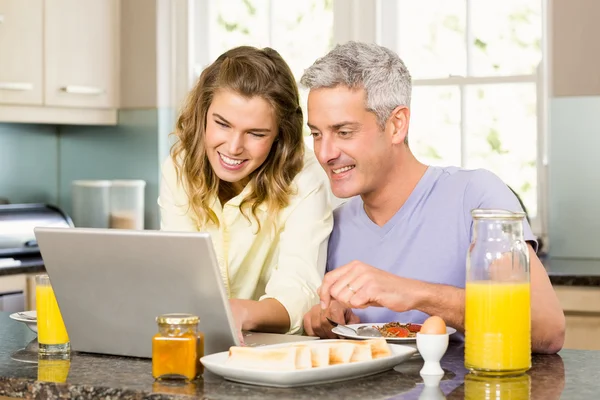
[388,106,410,145]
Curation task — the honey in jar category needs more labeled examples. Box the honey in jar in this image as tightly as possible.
[152,313,204,381]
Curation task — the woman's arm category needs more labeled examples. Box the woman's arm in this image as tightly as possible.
[243,173,333,334]
[230,298,290,333]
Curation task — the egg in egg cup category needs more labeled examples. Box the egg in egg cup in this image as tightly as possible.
[417,316,450,376]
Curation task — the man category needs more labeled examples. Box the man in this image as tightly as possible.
[300,42,564,354]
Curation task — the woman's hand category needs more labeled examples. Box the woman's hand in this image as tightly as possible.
[229,298,250,344]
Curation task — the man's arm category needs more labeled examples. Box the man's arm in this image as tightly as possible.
[319,244,565,354]
[528,246,565,353]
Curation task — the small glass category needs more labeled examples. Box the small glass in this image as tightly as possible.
[152,314,204,381]
[35,274,70,355]
[465,209,531,376]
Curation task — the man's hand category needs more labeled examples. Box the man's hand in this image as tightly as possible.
[319,261,418,312]
[303,300,360,338]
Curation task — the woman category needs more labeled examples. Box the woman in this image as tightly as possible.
[158,46,333,335]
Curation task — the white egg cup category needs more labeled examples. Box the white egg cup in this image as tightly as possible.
[416,332,449,376]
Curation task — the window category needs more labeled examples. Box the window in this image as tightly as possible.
[379,0,545,234]
[190,0,333,112]
[176,0,546,234]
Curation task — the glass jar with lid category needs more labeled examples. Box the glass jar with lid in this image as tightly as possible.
[152,313,204,381]
[465,209,531,376]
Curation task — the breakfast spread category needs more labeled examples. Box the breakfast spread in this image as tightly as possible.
[225,338,392,371]
[375,316,448,338]
[376,322,422,338]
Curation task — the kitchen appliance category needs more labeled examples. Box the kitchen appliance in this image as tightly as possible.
[0,204,72,312]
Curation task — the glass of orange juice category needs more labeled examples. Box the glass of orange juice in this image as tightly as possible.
[38,358,71,383]
[36,274,70,355]
[465,209,531,376]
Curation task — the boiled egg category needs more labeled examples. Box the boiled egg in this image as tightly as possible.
[420,316,447,335]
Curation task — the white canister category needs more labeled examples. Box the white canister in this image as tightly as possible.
[71,180,112,228]
[109,180,146,230]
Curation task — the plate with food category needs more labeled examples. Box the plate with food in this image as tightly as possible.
[9,311,37,333]
[331,318,456,343]
[200,338,416,387]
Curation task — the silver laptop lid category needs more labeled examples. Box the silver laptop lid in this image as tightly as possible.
[34,227,240,358]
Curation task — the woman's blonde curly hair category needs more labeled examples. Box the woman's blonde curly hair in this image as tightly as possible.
[170,46,305,231]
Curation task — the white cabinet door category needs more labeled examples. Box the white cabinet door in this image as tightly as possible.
[44,0,119,109]
[0,0,43,105]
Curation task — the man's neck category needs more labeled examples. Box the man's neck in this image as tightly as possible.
[361,151,428,227]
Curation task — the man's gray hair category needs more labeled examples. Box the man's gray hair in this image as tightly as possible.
[300,41,412,130]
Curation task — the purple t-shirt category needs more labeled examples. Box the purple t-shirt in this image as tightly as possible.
[327,166,537,325]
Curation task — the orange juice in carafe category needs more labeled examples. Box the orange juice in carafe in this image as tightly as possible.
[464,373,531,400]
[465,281,531,373]
[465,209,531,376]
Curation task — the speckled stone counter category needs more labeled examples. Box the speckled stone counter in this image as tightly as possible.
[0,259,44,276]
[0,313,597,399]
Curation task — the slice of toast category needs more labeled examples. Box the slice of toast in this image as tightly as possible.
[225,346,298,371]
[328,342,357,365]
[303,343,330,368]
[365,338,392,359]
[349,340,373,362]
[294,345,313,370]
[342,338,392,359]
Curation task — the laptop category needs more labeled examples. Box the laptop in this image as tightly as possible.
[34,227,317,358]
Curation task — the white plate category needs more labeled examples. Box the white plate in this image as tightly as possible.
[9,311,37,333]
[332,323,457,343]
[201,340,417,388]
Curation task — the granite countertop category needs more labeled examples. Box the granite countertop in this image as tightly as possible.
[0,257,45,276]
[0,313,597,399]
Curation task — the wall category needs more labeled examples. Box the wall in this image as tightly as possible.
[0,124,59,204]
[548,0,600,258]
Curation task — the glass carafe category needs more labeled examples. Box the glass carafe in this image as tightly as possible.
[465,209,531,376]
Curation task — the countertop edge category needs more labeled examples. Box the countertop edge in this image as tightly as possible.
[0,376,196,400]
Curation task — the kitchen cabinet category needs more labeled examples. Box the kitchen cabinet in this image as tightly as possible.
[554,285,600,350]
[0,274,26,312]
[0,0,119,125]
[45,0,119,109]
[0,0,43,106]
[0,273,38,312]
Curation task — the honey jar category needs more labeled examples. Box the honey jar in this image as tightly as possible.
[152,313,204,381]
